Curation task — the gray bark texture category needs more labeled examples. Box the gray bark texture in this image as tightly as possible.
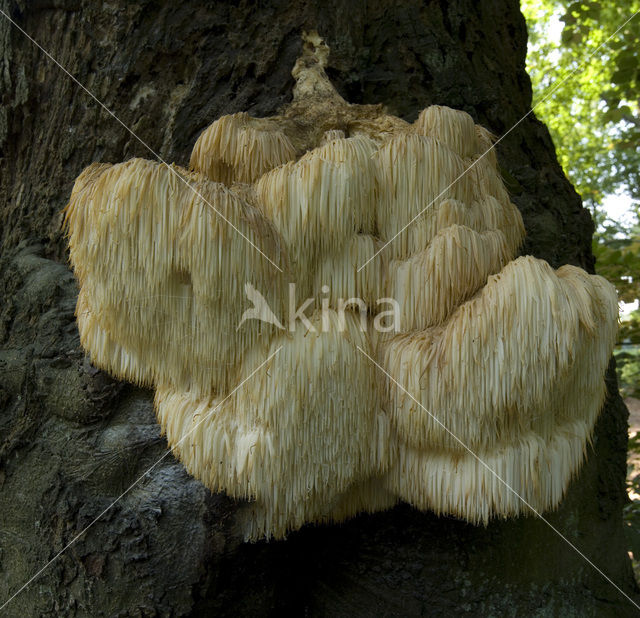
[0,0,638,615]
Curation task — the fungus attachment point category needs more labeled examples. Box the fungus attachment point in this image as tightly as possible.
[65,33,618,540]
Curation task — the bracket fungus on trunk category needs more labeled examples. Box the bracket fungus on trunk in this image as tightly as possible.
[64,32,618,540]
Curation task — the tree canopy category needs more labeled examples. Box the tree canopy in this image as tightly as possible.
[522,1,640,207]
[522,1,640,399]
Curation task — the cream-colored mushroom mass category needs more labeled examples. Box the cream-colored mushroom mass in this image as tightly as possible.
[64,32,618,540]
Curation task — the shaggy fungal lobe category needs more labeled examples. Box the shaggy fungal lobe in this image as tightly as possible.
[375,134,475,258]
[412,105,478,158]
[189,112,296,185]
[313,234,386,309]
[387,225,512,331]
[474,125,499,168]
[255,134,379,276]
[383,256,617,454]
[65,31,618,540]
[386,419,594,523]
[155,311,391,539]
[65,158,287,396]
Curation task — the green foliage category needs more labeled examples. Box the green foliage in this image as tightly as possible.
[618,306,640,401]
[522,1,640,407]
[620,308,640,344]
[616,345,640,398]
[522,0,640,205]
[592,206,640,305]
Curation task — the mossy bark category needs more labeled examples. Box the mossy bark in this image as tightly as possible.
[0,0,637,615]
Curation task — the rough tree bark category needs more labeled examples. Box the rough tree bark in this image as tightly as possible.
[0,0,637,615]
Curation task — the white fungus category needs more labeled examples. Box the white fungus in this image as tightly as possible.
[64,32,618,540]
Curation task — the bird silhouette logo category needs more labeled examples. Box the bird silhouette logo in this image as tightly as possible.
[237,282,284,330]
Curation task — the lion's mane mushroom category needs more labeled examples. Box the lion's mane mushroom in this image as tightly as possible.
[64,31,618,540]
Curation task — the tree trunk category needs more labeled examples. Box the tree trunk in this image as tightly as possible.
[0,0,637,615]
